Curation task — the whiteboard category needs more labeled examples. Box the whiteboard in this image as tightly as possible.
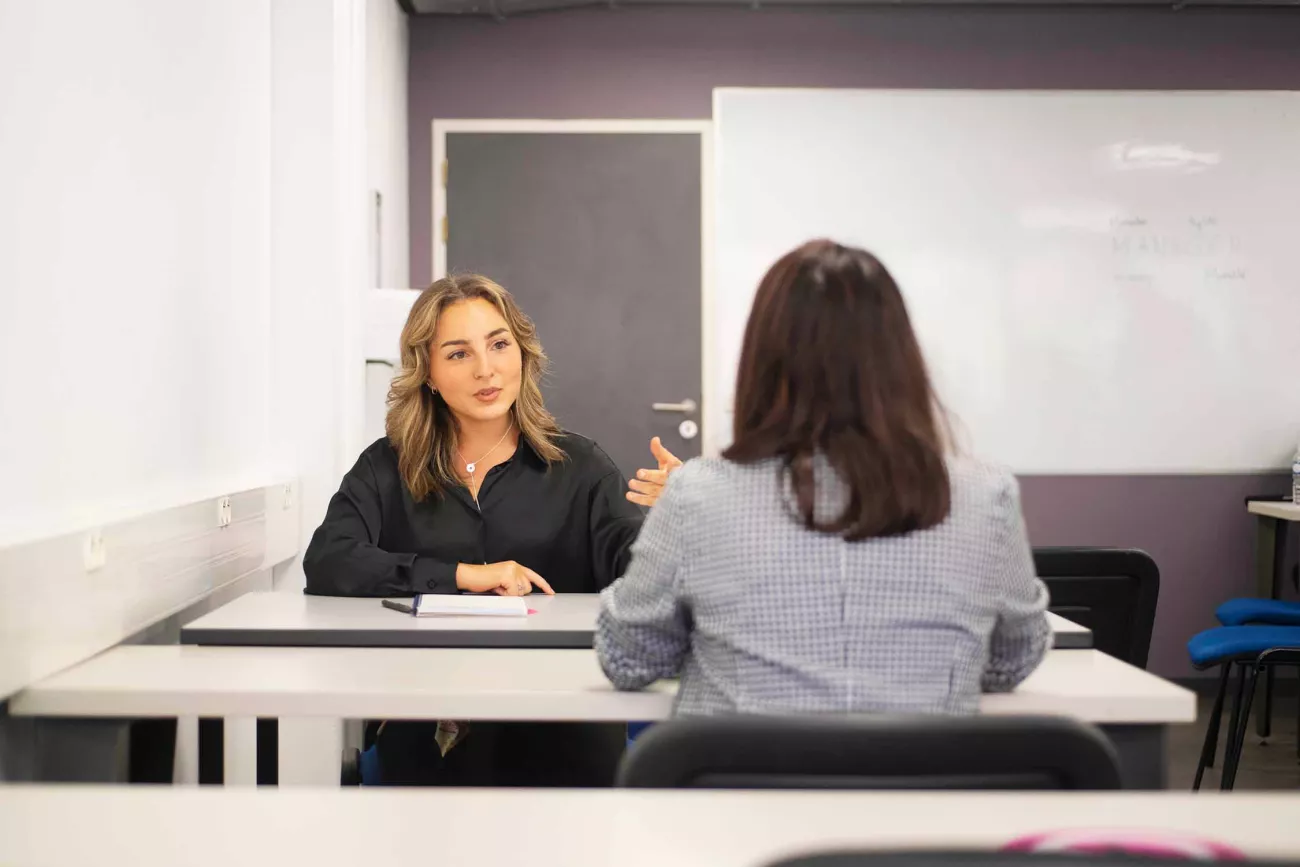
[712,89,1300,474]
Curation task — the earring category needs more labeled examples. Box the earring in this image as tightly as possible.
[428,384,438,394]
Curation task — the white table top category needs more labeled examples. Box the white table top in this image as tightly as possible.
[9,646,1192,724]
[181,591,1092,649]
[1046,610,1090,643]
[1249,499,1300,522]
[1,788,1297,866]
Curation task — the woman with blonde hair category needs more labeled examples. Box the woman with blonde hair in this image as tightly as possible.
[306,273,678,599]
[305,273,679,784]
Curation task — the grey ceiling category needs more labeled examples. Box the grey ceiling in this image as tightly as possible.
[405,0,1299,16]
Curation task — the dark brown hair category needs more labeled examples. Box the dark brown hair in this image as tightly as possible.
[723,239,951,541]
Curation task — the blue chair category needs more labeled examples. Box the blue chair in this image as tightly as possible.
[1215,597,1300,740]
[1217,598,1300,627]
[1187,625,1300,791]
[627,722,654,746]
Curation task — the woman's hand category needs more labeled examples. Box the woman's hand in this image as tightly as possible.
[626,436,683,508]
[455,561,554,596]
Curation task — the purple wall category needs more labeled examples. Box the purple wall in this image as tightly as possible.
[408,5,1300,676]
[1019,474,1293,676]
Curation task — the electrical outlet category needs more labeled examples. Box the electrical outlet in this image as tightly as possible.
[83,529,107,572]
[216,496,232,529]
[282,483,294,511]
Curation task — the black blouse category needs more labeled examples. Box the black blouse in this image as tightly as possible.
[303,433,644,597]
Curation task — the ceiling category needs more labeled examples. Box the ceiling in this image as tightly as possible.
[402,0,1299,16]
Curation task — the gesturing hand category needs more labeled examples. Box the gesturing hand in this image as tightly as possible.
[626,436,683,508]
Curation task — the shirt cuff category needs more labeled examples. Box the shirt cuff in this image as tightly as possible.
[409,557,458,594]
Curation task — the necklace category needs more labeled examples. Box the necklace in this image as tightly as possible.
[457,424,513,476]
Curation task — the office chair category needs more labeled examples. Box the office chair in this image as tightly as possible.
[617,714,1123,791]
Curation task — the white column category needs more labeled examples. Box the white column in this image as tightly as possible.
[279,717,345,786]
[223,717,258,786]
[173,716,199,785]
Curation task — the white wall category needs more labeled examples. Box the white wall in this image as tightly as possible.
[361,0,412,452]
[0,0,368,708]
[0,0,275,547]
[267,0,365,591]
[367,0,411,291]
[269,0,408,591]
[0,0,390,588]
[268,0,410,591]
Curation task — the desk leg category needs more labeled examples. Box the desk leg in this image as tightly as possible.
[223,716,257,786]
[278,718,343,787]
[174,716,198,785]
[1099,724,1167,790]
[1260,671,1275,739]
[1258,521,1290,738]
[1255,517,1279,598]
[344,719,365,751]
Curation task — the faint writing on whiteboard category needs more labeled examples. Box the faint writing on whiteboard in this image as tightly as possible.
[1112,234,1243,256]
[1205,267,1247,281]
[1104,140,1221,173]
[1111,214,1246,286]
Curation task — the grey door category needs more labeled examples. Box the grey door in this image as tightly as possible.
[445,132,702,480]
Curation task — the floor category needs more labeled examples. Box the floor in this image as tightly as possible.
[1167,681,1300,791]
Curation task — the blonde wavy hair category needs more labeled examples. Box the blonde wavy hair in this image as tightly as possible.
[386,274,564,501]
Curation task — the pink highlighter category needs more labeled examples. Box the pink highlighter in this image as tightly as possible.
[1004,829,1245,860]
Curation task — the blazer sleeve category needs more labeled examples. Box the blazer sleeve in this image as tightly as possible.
[981,474,1051,692]
[595,466,693,690]
[586,445,645,590]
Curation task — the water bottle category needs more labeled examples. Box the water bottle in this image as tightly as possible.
[1293,444,1300,505]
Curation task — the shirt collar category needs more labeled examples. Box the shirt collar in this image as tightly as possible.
[513,433,549,470]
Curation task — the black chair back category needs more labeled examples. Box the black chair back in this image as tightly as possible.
[1033,547,1159,668]
[616,715,1123,790]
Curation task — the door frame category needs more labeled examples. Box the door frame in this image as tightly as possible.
[432,119,717,458]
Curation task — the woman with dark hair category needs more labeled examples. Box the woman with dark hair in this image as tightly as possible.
[596,240,1049,715]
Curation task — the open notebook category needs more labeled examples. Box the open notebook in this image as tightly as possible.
[413,594,529,617]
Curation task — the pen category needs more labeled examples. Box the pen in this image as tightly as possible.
[382,599,414,615]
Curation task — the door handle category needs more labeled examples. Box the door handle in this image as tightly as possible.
[652,399,697,414]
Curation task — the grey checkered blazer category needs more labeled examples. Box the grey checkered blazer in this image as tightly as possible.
[596,454,1050,716]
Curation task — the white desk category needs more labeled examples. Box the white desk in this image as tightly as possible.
[1248,499,1300,523]
[181,592,1093,650]
[8,646,1186,724]
[1247,499,1299,599]
[10,647,1191,787]
[3,788,1299,866]
[1046,611,1091,648]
